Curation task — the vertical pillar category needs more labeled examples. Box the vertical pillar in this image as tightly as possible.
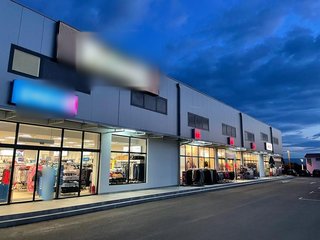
[98,133,112,194]
[214,147,219,171]
[258,154,265,178]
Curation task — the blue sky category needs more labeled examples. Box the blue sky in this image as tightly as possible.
[16,0,320,158]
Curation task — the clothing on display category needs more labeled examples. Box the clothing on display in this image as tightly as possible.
[60,161,80,194]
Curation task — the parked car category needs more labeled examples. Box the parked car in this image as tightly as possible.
[298,169,311,177]
[312,169,320,177]
[286,169,298,176]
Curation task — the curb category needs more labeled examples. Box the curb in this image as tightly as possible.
[0,176,291,228]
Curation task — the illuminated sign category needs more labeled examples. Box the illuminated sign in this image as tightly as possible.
[265,142,273,151]
[228,137,235,146]
[11,79,78,116]
[250,142,256,150]
[192,128,201,140]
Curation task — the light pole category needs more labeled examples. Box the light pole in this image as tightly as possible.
[300,158,304,171]
[287,150,291,170]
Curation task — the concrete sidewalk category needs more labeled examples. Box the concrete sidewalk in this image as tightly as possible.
[0,176,291,228]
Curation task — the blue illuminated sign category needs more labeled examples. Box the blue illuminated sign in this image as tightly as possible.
[11,79,78,116]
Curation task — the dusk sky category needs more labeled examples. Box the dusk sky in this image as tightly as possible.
[16,0,320,158]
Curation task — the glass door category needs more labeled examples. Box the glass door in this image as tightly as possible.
[0,148,14,204]
[59,151,81,198]
[34,150,60,201]
[11,149,38,203]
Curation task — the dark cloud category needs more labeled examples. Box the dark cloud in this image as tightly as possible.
[16,0,320,157]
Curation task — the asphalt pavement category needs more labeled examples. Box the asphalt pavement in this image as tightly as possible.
[1,177,320,240]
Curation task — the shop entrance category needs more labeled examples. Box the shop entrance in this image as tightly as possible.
[11,149,59,203]
[0,121,101,205]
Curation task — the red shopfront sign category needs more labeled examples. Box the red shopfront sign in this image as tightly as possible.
[192,128,201,140]
[250,142,256,150]
[228,137,235,146]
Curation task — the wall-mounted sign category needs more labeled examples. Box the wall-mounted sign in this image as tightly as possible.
[192,128,201,140]
[228,137,235,146]
[265,142,273,151]
[250,142,256,150]
[56,22,159,95]
[11,79,78,116]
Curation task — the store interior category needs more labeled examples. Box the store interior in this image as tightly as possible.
[0,121,100,204]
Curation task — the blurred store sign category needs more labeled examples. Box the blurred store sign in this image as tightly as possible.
[265,142,273,151]
[10,79,78,116]
[56,22,159,95]
[192,128,201,140]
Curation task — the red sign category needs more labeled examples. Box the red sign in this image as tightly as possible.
[251,142,256,150]
[228,137,235,146]
[192,128,201,140]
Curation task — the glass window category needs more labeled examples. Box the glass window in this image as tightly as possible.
[188,113,195,128]
[261,132,268,141]
[192,146,199,156]
[110,152,129,184]
[129,153,146,183]
[218,149,226,158]
[83,132,100,149]
[156,97,167,114]
[110,135,147,185]
[180,145,186,156]
[144,94,156,111]
[63,130,82,148]
[18,124,62,147]
[59,151,81,198]
[34,150,60,201]
[0,148,14,204]
[11,149,38,203]
[80,152,99,196]
[185,145,192,156]
[0,121,16,144]
[131,91,144,107]
[130,138,146,153]
[111,135,129,152]
[11,49,41,77]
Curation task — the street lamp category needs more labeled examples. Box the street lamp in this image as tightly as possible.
[300,158,304,171]
[287,150,291,170]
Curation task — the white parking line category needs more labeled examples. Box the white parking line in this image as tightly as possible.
[310,182,316,185]
[309,191,314,194]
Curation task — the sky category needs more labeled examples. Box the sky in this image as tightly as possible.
[16,0,320,158]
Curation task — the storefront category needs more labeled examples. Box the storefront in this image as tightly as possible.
[179,144,215,181]
[0,120,100,204]
[243,153,259,177]
[109,135,147,185]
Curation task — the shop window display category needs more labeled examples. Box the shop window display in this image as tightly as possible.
[0,148,13,204]
[243,153,259,176]
[110,135,146,185]
[180,145,215,180]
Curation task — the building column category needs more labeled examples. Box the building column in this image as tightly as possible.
[258,154,265,178]
[215,147,219,171]
[98,133,112,194]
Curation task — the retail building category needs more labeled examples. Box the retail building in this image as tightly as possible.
[0,0,282,205]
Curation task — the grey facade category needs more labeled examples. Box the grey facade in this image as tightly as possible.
[0,0,283,203]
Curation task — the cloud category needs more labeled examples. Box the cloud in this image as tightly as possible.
[16,0,320,158]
